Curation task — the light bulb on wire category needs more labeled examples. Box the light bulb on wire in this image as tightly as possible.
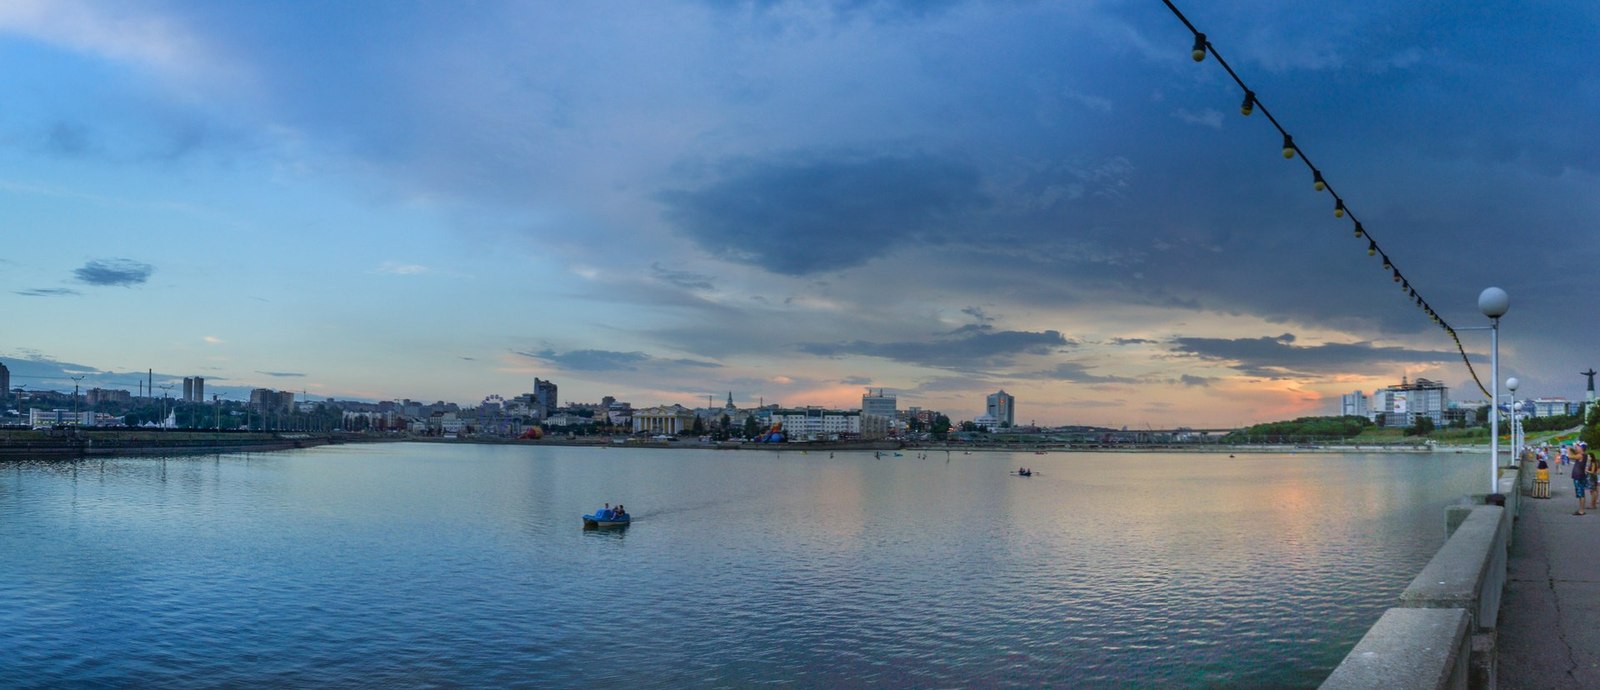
[1313,171,1326,192]
[1192,33,1206,62]
[1334,200,1345,218]
[1282,134,1295,159]
[1240,91,1255,116]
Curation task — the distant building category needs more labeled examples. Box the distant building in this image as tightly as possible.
[182,376,205,403]
[1374,376,1447,427]
[1531,398,1577,418]
[86,388,133,406]
[30,409,93,427]
[533,378,558,418]
[1340,390,1369,418]
[632,404,697,435]
[249,388,296,414]
[974,413,1000,431]
[986,390,1015,427]
[0,360,9,406]
[772,407,861,440]
[862,389,897,420]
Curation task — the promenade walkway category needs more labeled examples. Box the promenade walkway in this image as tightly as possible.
[1498,466,1600,688]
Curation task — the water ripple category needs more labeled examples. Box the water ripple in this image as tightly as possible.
[0,447,1474,688]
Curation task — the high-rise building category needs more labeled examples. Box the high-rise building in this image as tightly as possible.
[986,390,1015,427]
[0,360,9,407]
[533,378,558,418]
[181,376,205,402]
[862,389,897,421]
[1340,390,1369,418]
[1375,376,1448,427]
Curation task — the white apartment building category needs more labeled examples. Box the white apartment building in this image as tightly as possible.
[773,407,861,440]
[1340,390,1369,418]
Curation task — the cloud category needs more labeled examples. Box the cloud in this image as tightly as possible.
[961,306,995,323]
[660,150,988,275]
[74,259,154,286]
[1030,362,1138,384]
[1169,334,1465,378]
[517,348,722,372]
[1111,337,1155,345]
[650,262,714,290]
[256,370,306,378]
[801,328,1072,370]
[1174,108,1224,129]
[840,376,873,386]
[376,262,430,275]
[14,287,81,297]
[1179,374,1213,387]
[203,336,224,344]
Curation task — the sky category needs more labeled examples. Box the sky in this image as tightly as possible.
[2,0,1597,428]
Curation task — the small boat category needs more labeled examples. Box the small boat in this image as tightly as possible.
[583,510,631,529]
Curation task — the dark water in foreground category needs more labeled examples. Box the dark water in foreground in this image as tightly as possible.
[0,443,1481,688]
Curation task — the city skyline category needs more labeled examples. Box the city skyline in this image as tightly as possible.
[3,2,1597,427]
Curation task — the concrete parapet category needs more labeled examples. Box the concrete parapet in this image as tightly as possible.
[1400,505,1506,631]
[1320,608,1470,690]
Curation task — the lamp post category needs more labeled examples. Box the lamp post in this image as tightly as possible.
[1480,287,1510,494]
[1507,377,1520,462]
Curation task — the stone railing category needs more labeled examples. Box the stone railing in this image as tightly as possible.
[1321,460,1525,689]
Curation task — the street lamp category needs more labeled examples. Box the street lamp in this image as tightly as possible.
[1507,377,1520,462]
[1480,287,1510,494]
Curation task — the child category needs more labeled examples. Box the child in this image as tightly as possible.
[1535,458,1550,499]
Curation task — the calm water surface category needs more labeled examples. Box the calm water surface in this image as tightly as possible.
[0,443,1480,688]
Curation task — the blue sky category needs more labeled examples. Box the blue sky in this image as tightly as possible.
[3,0,1596,427]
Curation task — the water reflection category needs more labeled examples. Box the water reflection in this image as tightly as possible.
[0,445,1478,688]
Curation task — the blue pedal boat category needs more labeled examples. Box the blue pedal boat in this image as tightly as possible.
[583,511,631,529]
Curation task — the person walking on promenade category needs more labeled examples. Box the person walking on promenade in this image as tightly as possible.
[1571,447,1588,516]
[1535,458,1551,499]
[1586,449,1598,511]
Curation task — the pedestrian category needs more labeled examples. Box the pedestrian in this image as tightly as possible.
[1572,448,1589,516]
[1587,449,1598,511]
[1535,458,1550,499]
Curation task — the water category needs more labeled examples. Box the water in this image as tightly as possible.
[0,443,1481,688]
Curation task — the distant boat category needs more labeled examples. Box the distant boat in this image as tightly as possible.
[582,510,631,529]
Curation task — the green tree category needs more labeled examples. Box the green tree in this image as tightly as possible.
[1407,416,1435,436]
[932,414,952,439]
[743,416,760,438]
[689,416,705,436]
[908,417,925,433]
[1581,404,1600,448]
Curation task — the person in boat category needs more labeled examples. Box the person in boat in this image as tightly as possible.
[598,502,614,520]
[615,504,627,519]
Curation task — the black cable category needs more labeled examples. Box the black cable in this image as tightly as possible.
[1161,0,1492,398]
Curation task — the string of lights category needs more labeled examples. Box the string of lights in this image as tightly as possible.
[1161,0,1492,398]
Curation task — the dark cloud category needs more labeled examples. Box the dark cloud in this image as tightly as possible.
[257,371,306,378]
[74,259,154,287]
[1111,337,1156,346]
[1179,374,1213,387]
[14,288,82,297]
[518,349,722,372]
[47,121,93,157]
[801,329,1071,370]
[1169,334,1465,378]
[650,262,715,291]
[660,150,987,275]
[961,307,994,323]
[840,376,873,386]
[1030,362,1137,384]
